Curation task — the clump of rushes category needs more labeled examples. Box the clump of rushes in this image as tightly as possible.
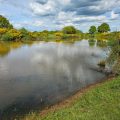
[98,60,106,68]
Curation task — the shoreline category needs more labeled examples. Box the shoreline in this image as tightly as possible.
[39,75,115,117]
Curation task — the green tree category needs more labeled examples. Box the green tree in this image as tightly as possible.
[62,26,77,34]
[89,26,96,34]
[19,28,29,36]
[98,23,110,33]
[0,15,13,29]
[19,28,32,40]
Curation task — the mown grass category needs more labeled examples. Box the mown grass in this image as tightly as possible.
[23,76,120,120]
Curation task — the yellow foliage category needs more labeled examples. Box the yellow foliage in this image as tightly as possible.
[55,32,63,37]
[29,32,37,38]
[0,28,7,34]
[7,29,22,38]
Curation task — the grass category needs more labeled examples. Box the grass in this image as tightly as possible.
[22,76,120,120]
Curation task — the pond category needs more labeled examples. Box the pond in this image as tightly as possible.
[0,39,109,119]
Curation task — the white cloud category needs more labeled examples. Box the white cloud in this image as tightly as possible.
[33,21,44,27]
[29,0,72,16]
[57,11,107,24]
[89,0,120,12]
[59,0,71,5]
[111,11,119,19]
[13,20,44,29]
[1,0,120,32]
[57,11,75,21]
[30,0,57,16]
[14,23,23,28]
[74,16,107,22]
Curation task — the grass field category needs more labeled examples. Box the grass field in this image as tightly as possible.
[23,76,120,120]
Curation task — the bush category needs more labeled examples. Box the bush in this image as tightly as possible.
[1,29,22,41]
[0,28,8,34]
[55,32,63,37]
[1,33,14,41]
[107,42,120,75]
[21,34,33,41]
[112,58,120,75]
[7,29,22,39]
[62,26,77,34]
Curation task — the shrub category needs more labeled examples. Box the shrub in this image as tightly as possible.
[107,39,120,75]
[62,26,77,34]
[1,33,13,41]
[1,29,22,41]
[112,58,120,75]
[55,32,63,37]
[0,28,8,34]
[7,29,22,39]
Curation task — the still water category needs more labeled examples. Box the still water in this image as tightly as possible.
[0,40,108,118]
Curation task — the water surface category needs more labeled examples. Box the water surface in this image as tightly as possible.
[0,40,108,119]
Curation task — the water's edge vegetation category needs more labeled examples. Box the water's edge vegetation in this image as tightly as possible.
[0,15,120,42]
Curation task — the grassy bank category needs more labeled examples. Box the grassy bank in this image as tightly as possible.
[22,76,120,120]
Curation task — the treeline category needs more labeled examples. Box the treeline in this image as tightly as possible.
[89,23,110,34]
[0,15,83,41]
[84,23,120,41]
[0,15,120,41]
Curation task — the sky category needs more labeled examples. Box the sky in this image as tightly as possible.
[0,0,120,32]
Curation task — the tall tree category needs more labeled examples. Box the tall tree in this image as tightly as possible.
[0,15,13,29]
[89,26,96,34]
[98,23,110,33]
